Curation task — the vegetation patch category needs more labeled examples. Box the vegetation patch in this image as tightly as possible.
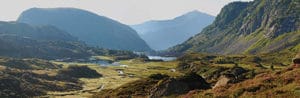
[0,57,62,70]
[58,65,102,78]
[93,73,210,98]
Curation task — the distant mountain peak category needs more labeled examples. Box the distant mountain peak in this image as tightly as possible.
[28,7,89,12]
[131,10,215,50]
[21,7,104,19]
[135,10,213,25]
[185,10,209,16]
[168,10,214,23]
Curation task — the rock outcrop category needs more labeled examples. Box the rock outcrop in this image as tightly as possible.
[149,73,210,97]
[293,52,300,68]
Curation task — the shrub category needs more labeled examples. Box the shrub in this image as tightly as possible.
[58,65,102,78]
[148,73,169,80]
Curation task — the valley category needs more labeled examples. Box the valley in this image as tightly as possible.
[0,0,299,97]
[0,55,181,97]
[1,50,299,97]
[92,52,300,97]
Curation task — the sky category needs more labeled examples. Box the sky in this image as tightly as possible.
[0,0,252,25]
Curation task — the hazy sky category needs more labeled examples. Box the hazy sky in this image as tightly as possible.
[0,0,252,25]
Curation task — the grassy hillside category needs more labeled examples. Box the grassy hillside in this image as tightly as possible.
[174,52,300,97]
[168,0,300,54]
[0,57,104,97]
[0,21,91,59]
[0,58,78,97]
[0,21,141,60]
[92,51,300,98]
[190,68,300,97]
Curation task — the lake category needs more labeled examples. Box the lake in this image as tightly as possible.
[95,61,120,66]
[91,56,176,66]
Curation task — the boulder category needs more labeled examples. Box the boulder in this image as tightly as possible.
[213,75,232,89]
[293,52,300,68]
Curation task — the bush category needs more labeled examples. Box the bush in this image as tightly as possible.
[58,65,102,78]
[148,73,169,80]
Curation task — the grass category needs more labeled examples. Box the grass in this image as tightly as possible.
[2,51,298,98]
[119,60,182,77]
[244,30,300,54]
[92,56,115,61]
[180,67,300,98]
[172,52,300,98]
[47,58,182,97]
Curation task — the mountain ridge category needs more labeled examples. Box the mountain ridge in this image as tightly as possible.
[131,10,215,50]
[17,7,152,52]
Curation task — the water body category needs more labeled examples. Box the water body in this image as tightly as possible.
[91,56,176,66]
[93,60,120,66]
[147,56,177,61]
[95,60,110,65]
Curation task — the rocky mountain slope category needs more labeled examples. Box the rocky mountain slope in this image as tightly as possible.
[168,0,300,54]
[17,8,152,51]
[131,10,214,50]
[0,21,91,59]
